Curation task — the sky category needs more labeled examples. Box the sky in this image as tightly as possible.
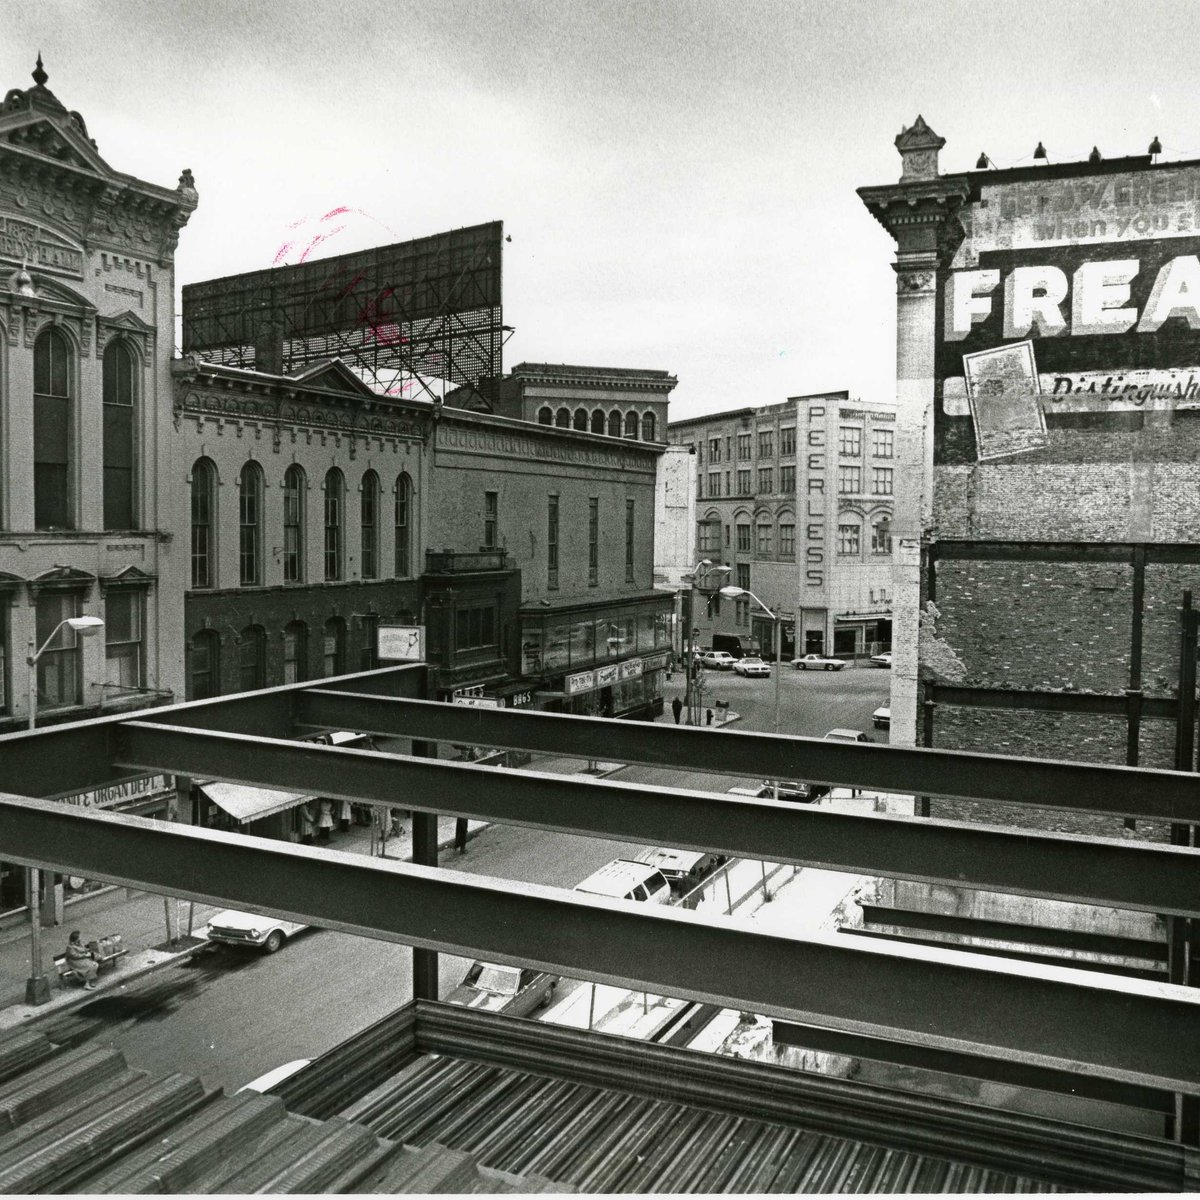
[7,0,1200,420]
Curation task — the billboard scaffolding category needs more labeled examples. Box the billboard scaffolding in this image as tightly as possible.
[182,221,505,403]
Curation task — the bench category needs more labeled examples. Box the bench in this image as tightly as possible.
[53,937,129,987]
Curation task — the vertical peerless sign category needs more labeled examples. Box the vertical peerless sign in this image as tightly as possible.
[936,164,1200,465]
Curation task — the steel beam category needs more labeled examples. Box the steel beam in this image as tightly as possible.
[284,690,1200,820]
[929,686,1176,720]
[111,722,1200,918]
[3,793,1200,1094]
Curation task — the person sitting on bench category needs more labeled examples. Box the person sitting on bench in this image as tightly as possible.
[65,930,99,989]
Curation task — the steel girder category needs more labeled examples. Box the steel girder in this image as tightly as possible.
[2,792,1200,1094]
[284,690,1200,821]
[111,721,1200,918]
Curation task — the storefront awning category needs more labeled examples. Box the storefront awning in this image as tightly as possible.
[200,782,310,823]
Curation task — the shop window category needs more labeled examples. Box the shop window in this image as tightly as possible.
[588,497,599,585]
[873,427,894,458]
[872,518,893,554]
[102,340,136,530]
[283,620,308,684]
[839,426,862,457]
[456,606,497,651]
[838,523,861,555]
[574,408,588,431]
[360,470,379,580]
[191,458,217,589]
[838,466,861,494]
[239,625,266,691]
[780,426,795,455]
[872,467,894,495]
[547,494,559,589]
[780,523,796,556]
[537,406,552,425]
[104,590,144,694]
[283,464,305,583]
[625,499,635,582]
[189,629,220,700]
[394,472,412,577]
[736,523,751,551]
[641,411,656,441]
[483,490,498,549]
[591,409,605,434]
[33,327,73,530]
[323,616,347,676]
[239,461,264,586]
[324,469,345,581]
[34,591,84,712]
[608,410,622,437]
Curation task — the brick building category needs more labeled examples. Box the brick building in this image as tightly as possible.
[860,118,1200,796]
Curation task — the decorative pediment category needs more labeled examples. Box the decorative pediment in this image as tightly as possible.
[0,570,24,593]
[97,308,154,355]
[288,358,378,400]
[895,115,945,184]
[99,565,156,591]
[23,275,95,312]
[0,57,109,177]
[27,565,96,601]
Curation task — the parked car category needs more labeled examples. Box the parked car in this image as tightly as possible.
[873,706,891,729]
[445,961,559,1016]
[698,650,736,671]
[792,653,846,671]
[636,847,726,890]
[205,909,309,954]
[869,651,893,668]
[732,656,770,677]
[575,859,672,905]
[727,782,830,804]
[824,728,872,743]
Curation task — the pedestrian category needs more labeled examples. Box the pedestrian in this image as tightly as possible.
[64,930,99,989]
[316,799,334,842]
[337,799,352,833]
[706,707,714,726]
[297,803,315,845]
[671,696,683,724]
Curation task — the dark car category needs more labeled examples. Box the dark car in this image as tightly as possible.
[727,781,830,804]
[446,961,559,1017]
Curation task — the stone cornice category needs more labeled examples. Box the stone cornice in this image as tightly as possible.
[857,176,972,235]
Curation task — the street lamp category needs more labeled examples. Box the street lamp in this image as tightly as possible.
[25,614,104,1005]
[685,560,730,725]
[720,586,784,788]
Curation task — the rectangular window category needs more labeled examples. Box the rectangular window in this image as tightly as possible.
[872,467,894,495]
[872,427,894,458]
[708,438,721,462]
[736,523,751,552]
[34,592,82,712]
[736,469,750,495]
[737,433,751,459]
[838,466,861,494]
[456,606,498,651]
[707,472,720,497]
[547,495,559,589]
[780,464,795,493]
[324,489,342,581]
[758,467,773,493]
[838,523,861,555]
[736,562,750,590]
[780,426,795,455]
[361,483,378,580]
[239,477,261,586]
[359,613,379,670]
[758,430,774,458]
[588,498,599,585]
[283,478,302,583]
[191,473,212,590]
[839,426,862,457]
[625,499,635,582]
[872,519,893,554]
[483,491,498,549]
[104,591,144,692]
[756,523,773,554]
[724,471,730,496]
[779,523,795,556]
[725,523,730,547]
[698,521,720,553]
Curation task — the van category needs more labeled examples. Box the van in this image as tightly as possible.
[574,859,672,905]
[711,634,751,660]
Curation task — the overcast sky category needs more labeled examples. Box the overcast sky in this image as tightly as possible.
[7,1,1198,419]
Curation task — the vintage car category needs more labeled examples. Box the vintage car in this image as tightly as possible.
[732,656,771,677]
[792,653,847,671]
[445,961,559,1016]
[873,705,891,729]
[824,728,872,743]
[205,909,309,954]
[636,847,726,890]
[869,651,893,668]
[698,650,736,671]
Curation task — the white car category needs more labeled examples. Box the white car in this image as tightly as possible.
[205,909,309,954]
[698,650,736,670]
[732,656,770,677]
[869,652,893,668]
[792,653,846,671]
[873,706,891,729]
[824,728,872,743]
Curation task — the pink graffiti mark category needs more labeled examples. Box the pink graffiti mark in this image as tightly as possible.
[385,380,417,396]
[272,206,394,268]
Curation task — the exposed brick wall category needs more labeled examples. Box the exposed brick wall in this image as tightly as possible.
[1142,563,1200,692]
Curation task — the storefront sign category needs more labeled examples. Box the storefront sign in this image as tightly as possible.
[54,774,171,810]
[453,695,499,708]
[596,663,620,687]
[566,670,595,695]
[618,658,643,680]
[378,624,424,661]
[642,652,671,672]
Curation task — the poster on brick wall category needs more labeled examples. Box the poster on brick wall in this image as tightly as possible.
[936,163,1200,464]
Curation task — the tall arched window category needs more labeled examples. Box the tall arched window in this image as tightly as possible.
[641,411,657,441]
[323,616,346,677]
[573,408,588,431]
[537,406,553,425]
[394,472,412,578]
[238,624,266,691]
[324,469,344,581]
[624,411,638,439]
[102,340,135,529]
[283,464,305,583]
[189,629,220,700]
[555,407,570,428]
[360,470,379,580]
[283,620,308,683]
[34,327,72,530]
[607,410,622,437]
[190,459,217,589]
[591,409,605,434]
[238,461,264,586]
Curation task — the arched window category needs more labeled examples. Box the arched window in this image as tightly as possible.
[555,407,570,428]
[394,472,412,578]
[360,470,379,579]
[641,411,657,442]
[573,408,588,430]
[238,624,266,691]
[283,620,308,684]
[283,464,305,583]
[537,406,553,425]
[34,327,72,530]
[102,340,135,529]
[189,629,220,700]
[238,461,264,586]
[624,411,638,439]
[607,410,622,438]
[190,459,217,589]
[323,616,346,677]
[324,469,344,581]
[591,409,605,434]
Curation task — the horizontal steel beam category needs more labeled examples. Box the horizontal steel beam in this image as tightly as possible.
[112,722,1200,918]
[3,793,1200,1094]
[284,691,1200,821]
[929,686,1176,720]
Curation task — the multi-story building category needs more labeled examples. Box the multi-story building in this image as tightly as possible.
[667,394,894,660]
[0,60,196,924]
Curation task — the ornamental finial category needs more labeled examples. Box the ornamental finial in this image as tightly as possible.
[32,52,47,88]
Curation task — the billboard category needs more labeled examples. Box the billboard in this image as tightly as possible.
[936,165,1200,463]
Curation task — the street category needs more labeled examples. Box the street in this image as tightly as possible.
[48,665,890,1093]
